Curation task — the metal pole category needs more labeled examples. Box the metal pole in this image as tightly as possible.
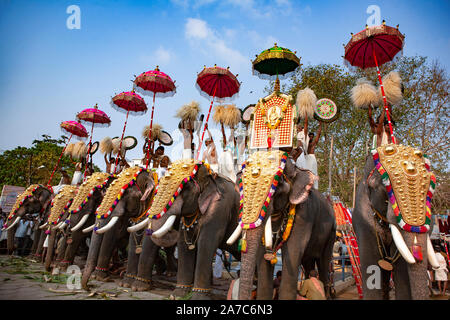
[328,136,333,196]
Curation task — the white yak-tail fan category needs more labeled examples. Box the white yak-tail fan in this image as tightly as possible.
[380,71,403,106]
[100,137,113,155]
[142,123,162,141]
[351,78,381,109]
[296,87,317,119]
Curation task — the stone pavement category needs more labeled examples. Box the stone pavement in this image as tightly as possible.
[1,255,447,300]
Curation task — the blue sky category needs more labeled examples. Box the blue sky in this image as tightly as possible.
[0,0,449,171]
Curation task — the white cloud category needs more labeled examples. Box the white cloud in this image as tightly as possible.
[184,18,247,69]
[139,46,174,66]
[185,18,212,39]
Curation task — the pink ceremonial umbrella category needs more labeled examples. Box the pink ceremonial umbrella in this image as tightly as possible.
[195,65,240,160]
[133,66,176,169]
[111,90,148,173]
[77,104,111,177]
[47,120,88,188]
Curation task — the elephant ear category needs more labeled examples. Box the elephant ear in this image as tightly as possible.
[289,168,317,205]
[197,164,221,215]
[139,172,156,203]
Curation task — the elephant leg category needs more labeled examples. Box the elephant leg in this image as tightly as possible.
[92,229,117,281]
[164,245,177,277]
[155,251,167,275]
[119,232,140,288]
[60,233,84,270]
[318,233,336,299]
[35,230,47,258]
[173,236,196,298]
[30,228,42,257]
[55,234,67,265]
[132,235,159,292]
[191,227,225,300]
[279,213,313,300]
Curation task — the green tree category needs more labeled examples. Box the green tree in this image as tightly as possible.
[0,134,100,191]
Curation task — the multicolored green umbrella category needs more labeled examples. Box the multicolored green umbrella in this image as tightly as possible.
[252,43,300,80]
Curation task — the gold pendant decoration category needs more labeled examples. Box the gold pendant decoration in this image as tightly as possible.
[69,172,111,214]
[145,159,197,220]
[239,151,288,229]
[66,238,73,245]
[377,259,393,271]
[135,246,142,254]
[373,144,435,233]
[188,244,196,250]
[48,185,78,226]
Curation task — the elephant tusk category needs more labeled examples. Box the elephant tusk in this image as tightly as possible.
[58,221,68,230]
[95,216,119,234]
[6,217,21,231]
[127,217,149,233]
[71,214,89,232]
[264,216,273,249]
[427,234,440,269]
[43,234,49,248]
[390,224,416,264]
[82,224,95,234]
[39,222,48,230]
[226,224,242,245]
[53,221,64,230]
[152,215,176,238]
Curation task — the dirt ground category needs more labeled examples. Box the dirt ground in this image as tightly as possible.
[0,256,448,300]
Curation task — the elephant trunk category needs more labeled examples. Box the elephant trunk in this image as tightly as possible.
[7,226,17,254]
[44,230,57,271]
[401,231,429,299]
[81,222,104,289]
[239,226,264,300]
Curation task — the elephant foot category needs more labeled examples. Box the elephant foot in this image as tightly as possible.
[92,269,110,282]
[119,275,135,288]
[131,278,152,292]
[191,290,211,300]
[172,286,192,299]
[58,262,70,272]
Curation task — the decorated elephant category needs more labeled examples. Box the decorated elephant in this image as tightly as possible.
[57,172,115,270]
[130,159,241,299]
[81,166,156,289]
[227,150,336,300]
[3,184,53,256]
[352,144,440,299]
[43,185,78,271]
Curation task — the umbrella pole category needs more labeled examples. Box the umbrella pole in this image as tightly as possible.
[145,92,156,170]
[114,110,130,174]
[372,50,397,144]
[47,133,73,188]
[83,122,95,179]
[196,86,217,160]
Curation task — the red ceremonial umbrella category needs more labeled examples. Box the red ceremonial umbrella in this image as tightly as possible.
[344,22,405,144]
[77,103,111,178]
[47,120,88,188]
[133,66,176,169]
[195,65,240,159]
[111,90,147,173]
